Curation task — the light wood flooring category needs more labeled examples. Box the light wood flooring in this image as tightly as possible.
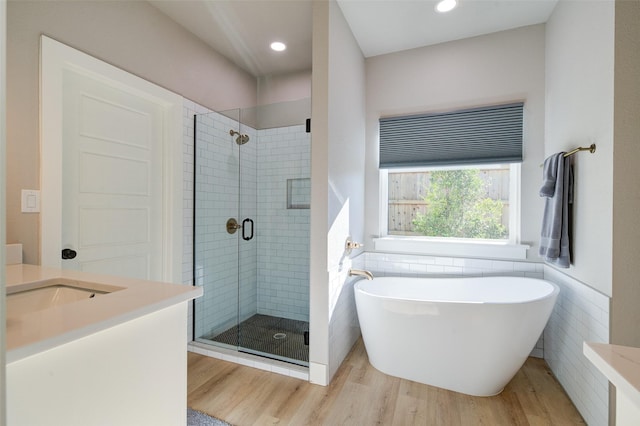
[187,339,586,425]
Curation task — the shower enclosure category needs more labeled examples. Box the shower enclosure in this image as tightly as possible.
[193,98,311,366]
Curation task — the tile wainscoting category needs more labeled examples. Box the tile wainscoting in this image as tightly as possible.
[543,266,609,426]
[352,252,610,425]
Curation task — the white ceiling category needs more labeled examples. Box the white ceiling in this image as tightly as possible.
[150,0,558,78]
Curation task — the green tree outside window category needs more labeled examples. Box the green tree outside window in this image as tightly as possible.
[412,169,507,239]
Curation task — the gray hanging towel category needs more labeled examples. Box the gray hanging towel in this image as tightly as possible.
[539,153,573,268]
[539,152,559,197]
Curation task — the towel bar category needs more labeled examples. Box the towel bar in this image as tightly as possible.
[540,144,596,167]
[563,143,596,158]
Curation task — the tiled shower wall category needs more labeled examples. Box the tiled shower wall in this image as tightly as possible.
[188,101,258,339]
[256,125,311,322]
[184,98,310,341]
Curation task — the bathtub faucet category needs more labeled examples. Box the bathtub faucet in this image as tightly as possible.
[349,269,373,280]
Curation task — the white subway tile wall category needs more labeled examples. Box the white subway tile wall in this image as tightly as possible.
[256,125,311,322]
[326,194,362,379]
[192,109,258,339]
[185,98,310,343]
[239,125,259,323]
[543,266,610,426]
[360,252,545,279]
[328,259,361,380]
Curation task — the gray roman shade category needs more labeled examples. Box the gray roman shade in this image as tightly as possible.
[379,102,524,168]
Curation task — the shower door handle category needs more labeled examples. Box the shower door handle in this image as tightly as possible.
[242,218,254,241]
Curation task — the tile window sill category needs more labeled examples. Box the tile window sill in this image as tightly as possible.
[373,237,529,261]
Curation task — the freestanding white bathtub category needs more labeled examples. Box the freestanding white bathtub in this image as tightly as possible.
[354,276,559,396]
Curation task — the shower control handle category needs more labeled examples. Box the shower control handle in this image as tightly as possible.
[226,218,242,234]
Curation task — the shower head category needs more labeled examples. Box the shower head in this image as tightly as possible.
[229,129,250,145]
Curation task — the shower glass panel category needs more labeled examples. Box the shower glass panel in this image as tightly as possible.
[193,98,311,367]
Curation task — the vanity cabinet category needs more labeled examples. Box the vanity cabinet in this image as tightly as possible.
[6,264,201,425]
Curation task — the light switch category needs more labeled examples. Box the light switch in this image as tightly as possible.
[21,189,41,213]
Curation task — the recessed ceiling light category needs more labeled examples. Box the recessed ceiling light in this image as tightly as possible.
[270,41,286,52]
[435,0,457,13]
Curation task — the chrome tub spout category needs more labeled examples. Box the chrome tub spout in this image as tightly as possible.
[349,269,373,280]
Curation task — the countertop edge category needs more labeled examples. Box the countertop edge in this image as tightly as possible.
[7,264,202,364]
[583,342,640,410]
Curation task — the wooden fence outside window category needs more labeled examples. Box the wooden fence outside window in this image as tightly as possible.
[387,169,510,235]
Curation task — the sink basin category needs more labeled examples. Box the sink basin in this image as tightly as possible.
[7,278,124,320]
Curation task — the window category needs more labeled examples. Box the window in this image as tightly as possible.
[382,163,518,242]
[377,102,526,258]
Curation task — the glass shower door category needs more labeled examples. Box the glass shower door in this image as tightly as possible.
[193,99,311,367]
[236,115,259,354]
[193,110,241,348]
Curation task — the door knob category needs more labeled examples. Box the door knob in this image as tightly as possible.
[61,248,77,259]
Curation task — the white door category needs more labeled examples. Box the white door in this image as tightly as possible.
[61,71,163,279]
[41,36,183,282]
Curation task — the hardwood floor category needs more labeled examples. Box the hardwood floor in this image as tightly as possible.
[187,339,586,425]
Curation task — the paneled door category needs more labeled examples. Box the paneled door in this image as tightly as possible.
[61,70,163,279]
[41,36,183,282]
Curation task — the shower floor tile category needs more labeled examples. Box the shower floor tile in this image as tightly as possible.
[208,314,309,364]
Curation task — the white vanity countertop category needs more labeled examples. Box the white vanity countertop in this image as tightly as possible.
[6,264,202,363]
[583,342,640,408]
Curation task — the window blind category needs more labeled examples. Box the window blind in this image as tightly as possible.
[379,102,524,168]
